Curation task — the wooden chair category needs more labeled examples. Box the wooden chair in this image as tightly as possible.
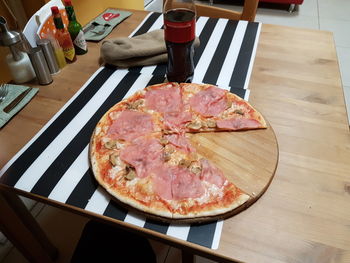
[163,0,259,22]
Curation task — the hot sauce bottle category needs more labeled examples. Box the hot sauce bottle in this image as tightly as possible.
[51,6,76,63]
[63,0,88,55]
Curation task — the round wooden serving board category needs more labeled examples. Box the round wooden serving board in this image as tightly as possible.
[190,121,279,202]
[178,122,279,223]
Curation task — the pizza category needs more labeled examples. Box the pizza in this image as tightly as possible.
[90,82,266,221]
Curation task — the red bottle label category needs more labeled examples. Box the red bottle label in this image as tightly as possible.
[164,18,195,43]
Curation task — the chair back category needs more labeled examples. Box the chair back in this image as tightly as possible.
[23,0,65,47]
[163,0,259,22]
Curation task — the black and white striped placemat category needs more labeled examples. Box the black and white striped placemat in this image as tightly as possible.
[0,13,261,249]
[128,12,261,93]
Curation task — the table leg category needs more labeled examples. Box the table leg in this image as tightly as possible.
[182,250,195,263]
[0,189,58,263]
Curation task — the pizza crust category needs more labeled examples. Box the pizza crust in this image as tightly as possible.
[89,82,267,222]
[171,193,250,219]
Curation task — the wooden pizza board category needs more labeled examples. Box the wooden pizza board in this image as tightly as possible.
[189,121,279,202]
[105,121,279,224]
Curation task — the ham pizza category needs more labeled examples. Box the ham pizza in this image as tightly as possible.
[90,82,266,221]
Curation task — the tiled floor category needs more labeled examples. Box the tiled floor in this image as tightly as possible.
[2,1,349,263]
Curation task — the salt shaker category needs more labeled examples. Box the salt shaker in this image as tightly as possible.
[0,16,36,83]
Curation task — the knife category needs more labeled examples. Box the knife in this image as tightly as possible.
[3,88,33,113]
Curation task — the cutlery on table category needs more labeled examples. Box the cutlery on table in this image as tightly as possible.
[3,87,33,113]
[83,22,110,35]
[83,22,97,33]
[0,84,9,104]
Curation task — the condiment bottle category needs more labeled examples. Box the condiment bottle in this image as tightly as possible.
[51,6,76,63]
[50,36,67,69]
[163,0,196,83]
[63,0,88,55]
[0,16,36,83]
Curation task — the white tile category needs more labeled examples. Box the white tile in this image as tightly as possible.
[145,0,320,31]
[2,205,88,263]
[208,2,243,12]
[0,199,44,261]
[196,255,218,263]
[19,196,37,211]
[320,18,350,48]
[343,86,350,125]
[1,247,28,263]
[148,240,170,263]
[145,0,163,12]
[165,247,219,263]
[296,0,318,17]
[299,0,318,17]
[255,9,319,30]
[318,0,350,21]
[36,206,88,263]
[145,0,153,7]
[198,0,319,19]
[164,247,181,263]
[336,46,350,87]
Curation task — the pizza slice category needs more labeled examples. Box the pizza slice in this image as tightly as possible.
[158,132,250,219]
[180,83,267,132]
[91,129,250,220]
[143,82,193,133]
[91,132,176,218]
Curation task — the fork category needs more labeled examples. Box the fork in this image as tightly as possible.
[0,84,9,104]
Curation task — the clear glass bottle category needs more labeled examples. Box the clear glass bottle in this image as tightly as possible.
[163,0,196,83]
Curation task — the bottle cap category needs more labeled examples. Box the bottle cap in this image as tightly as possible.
[63,0,73,6]
[51,6,59,14]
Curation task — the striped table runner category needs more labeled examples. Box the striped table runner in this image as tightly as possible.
[0,13,261,249]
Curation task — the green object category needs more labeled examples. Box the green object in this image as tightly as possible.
[53,15,64,29]
[0,85,39,128]
[84,9,132,42]
[65,4,88,55]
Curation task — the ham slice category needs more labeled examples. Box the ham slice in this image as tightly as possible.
[152,164,173,200]
[216,118,261,130]
[171,166,204,200]
[165,133,195,153]
[152,165,205,200]
[107,110,154,141]
[189,86,227,117]
[146,84,193,131]
[120,137,163,178]
[200,159,226,188]
[163,111,192,131]
[145,84,182,113]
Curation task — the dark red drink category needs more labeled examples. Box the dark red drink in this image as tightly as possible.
[164,9,195,83]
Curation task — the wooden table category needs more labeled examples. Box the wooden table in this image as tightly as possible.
[1,9,350,263]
